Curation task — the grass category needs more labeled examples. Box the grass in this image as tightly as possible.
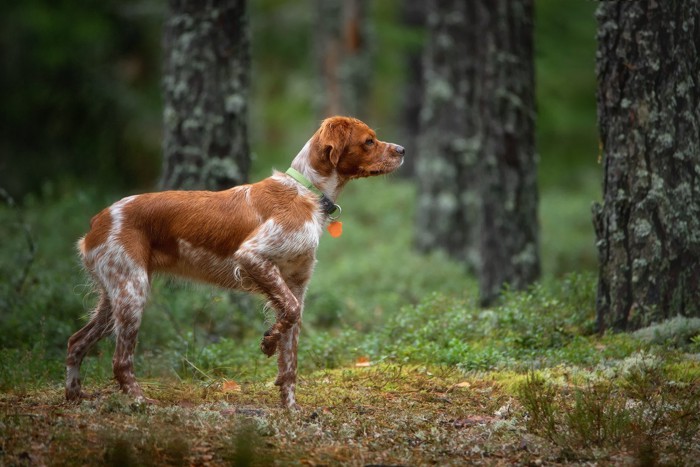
[2,176,700,464]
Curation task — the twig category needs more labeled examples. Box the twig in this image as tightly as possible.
[183,356,213,381]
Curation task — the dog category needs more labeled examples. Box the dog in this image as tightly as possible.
[66,116,405,408]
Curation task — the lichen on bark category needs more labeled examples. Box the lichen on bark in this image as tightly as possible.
[160,0,250,191]
[594,0,700,331]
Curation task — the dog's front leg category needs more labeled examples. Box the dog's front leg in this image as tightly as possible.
[275,322,301,409]
[235,249,302,407]
[273,281,308,409]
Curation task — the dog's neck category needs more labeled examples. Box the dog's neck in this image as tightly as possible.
[289,138,342,202]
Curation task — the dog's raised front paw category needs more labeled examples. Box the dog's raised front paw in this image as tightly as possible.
[260,329,280,357]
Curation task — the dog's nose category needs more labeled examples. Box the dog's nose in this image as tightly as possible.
[394,145,405,156]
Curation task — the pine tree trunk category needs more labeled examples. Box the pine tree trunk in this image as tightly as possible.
[415,0,480,267]
[314,0,371,119]
[593,0,700,331]
[415,0,539,305]
[160,0,250,191]
[397,0,426,178]
[477,0,539,305]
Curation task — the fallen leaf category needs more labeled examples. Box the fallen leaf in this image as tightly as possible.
[455,381,471,388]
[355,356,372,367]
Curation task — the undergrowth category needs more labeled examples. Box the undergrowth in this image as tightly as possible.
[518,354,700,463]
[2,179,700,464]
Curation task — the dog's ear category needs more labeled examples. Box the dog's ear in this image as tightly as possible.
[318,117,351,166]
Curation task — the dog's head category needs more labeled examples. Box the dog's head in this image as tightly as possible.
[311,116,404,180]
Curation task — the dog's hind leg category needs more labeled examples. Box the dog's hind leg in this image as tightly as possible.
[66,289,113,401]
[110,268,150,401]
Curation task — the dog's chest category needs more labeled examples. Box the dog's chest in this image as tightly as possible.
[249,216,323,282]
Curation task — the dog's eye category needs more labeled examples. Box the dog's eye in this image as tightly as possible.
[365,138,374,146]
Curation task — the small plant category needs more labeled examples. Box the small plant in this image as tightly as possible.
[564,382,630,448]
[518,372,559,442]
[692,334,700,352]
[519,374,635,460]
[517,364,700,464]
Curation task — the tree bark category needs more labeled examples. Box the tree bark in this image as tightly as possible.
[397,0,426,178]
[415,0,539,306]
[477,0,539,305]
[415,0,479,267]
[160,0,250,191]
[314,0,371,119]
[593,0,700,331]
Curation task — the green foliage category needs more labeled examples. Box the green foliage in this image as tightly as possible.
[0,1,163,199]
[535,0,599,191]
[329,272,599,372]
[0,348,61,392]
[517,373,559,439]
[540,179,600,275]
[0,190,110,353]
[181,274,610,379]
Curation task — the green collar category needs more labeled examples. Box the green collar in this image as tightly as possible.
[285,167,340,217]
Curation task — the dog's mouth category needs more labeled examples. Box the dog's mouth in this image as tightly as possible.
[360,157,404,178]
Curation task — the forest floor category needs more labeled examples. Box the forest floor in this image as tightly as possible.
[2,356,699,466]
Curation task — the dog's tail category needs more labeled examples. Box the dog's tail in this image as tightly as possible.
[77,236,88,259]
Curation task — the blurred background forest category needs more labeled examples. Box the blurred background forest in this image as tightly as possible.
[0,0,598,202]
[0,0,600,376]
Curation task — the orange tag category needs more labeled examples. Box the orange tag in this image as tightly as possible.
[327,221,343,238]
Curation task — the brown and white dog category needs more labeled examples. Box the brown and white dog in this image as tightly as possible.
[66,116,404,408]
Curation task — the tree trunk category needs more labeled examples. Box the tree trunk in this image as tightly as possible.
[415,0,539,306]
[397,0,426,178]
[314,0,371,119]
[160,0,250,191]
[415,0,479,267]
[477,0,539,305]
[593,0,700,331]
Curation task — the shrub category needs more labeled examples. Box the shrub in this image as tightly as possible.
[632,316,700,349]
[517,363,700,463]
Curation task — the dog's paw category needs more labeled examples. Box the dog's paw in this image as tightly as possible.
[65,382,89,403]
[65,389,86,404]
[285,402,301,411]
[132,394,159,406]
[260,329,279,357]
